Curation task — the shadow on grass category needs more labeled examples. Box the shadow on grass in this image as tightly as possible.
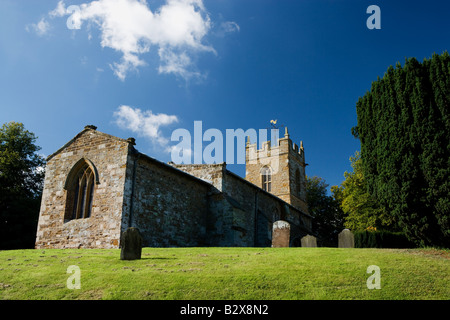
[119,257,177,261]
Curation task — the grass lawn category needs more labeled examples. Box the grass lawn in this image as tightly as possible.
[0,247,448,300]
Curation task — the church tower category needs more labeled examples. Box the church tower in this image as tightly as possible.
[245,127,309,214]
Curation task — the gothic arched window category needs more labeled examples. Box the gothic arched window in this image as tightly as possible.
[261,166,272,192]
[64,159,98,221]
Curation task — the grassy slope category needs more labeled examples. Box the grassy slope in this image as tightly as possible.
[0,247,448,300]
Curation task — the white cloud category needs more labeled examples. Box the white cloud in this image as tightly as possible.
[113,105,179,147]
[49,1,67,18]
[220,21,240,34]
[166,143,192,161]
[211,16,240,38]
[157,47,202,80]
[47,0,216,81]
[26,18,50,36]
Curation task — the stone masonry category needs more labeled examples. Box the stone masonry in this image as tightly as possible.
[35,126,133,249]
[245,127,309,214]
[35,126,312,249]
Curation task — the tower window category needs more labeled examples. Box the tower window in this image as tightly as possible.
[65,159,97,221]
[261,166,272,192]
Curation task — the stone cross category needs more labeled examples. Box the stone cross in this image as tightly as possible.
[338,229,355,248]
[272,220,290,247]
[120,227,143,260]
[301,235,317,247]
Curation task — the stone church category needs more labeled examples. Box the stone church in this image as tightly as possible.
[35,125,312,249]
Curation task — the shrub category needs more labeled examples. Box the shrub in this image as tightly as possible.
[354,230,414,248]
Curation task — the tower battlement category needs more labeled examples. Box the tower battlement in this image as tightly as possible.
[245,126,309,214]
[245,127,305,165]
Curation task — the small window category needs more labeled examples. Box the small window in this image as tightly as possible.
[65,162,96,221]
[261,166,272,192]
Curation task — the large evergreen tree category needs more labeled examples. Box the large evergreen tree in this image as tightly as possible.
[0,122,45,249]
[353,52,450,247]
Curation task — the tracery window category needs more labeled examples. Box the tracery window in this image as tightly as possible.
[64,159,97,221]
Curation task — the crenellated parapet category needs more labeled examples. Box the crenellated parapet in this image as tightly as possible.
[245,127,305,167]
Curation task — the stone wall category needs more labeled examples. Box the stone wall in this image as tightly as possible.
[170,163,225,192]
[205,193,246,246]
[35,127,132,249]
[287,147,309,214]
[226,171,311,246]
[245,138,290,200]
[173,162,313,247]
[129,155,211,247]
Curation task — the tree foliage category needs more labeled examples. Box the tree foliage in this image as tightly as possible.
[341,151,395,231]
[0,122,45,249]
[353,52,450,247]
[306,176,344,246]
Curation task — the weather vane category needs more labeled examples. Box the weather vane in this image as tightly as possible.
[269,119,285,130]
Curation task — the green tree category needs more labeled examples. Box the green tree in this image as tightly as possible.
[0,122,45,249]
[340,151,394,231]
[306,176,344,246]
[353,52,450,247]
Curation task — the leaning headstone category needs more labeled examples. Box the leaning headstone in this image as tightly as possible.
[338,229,355,248]
[301,235,317,247]
[272,220,290,247]
[120,227,143,260]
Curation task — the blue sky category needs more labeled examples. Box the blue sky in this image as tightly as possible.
[1,0,450,191]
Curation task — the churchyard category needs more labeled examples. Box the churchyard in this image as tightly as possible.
[0,246,448,300]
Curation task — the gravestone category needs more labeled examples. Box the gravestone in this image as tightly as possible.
[120,227,143,260]
[272,220,290,247]
[338,229,355,248]
[301,235,317,247]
